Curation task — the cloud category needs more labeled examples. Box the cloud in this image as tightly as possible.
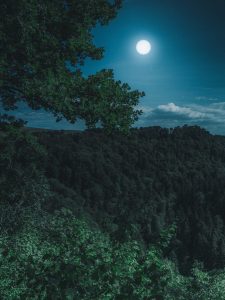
[190,102,225,123]
[136,101,225,135]
[157,103,206,119]
[142,102,225,123]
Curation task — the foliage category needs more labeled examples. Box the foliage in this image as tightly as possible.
[0,208,225,299]
[0,0,144,132]
[0,209,165,299]
[0,125,225,298]
[0,120,49,232]
[37,125,225,270]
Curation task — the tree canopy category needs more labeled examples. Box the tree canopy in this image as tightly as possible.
[0,0,144,132]
[1,122,225,298]
[1,207,225,299]
[37,126,225,271]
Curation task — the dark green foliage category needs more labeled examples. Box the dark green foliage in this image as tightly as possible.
[0,120,49,232]
[37,125,225,270]
[1,208,225,300]
[1,124,225,298]
[0,0,144,132]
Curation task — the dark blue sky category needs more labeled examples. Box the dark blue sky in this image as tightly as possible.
[5,0,225,134]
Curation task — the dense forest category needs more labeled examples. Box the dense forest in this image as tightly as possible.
[37,125,225,271]
[1,120,225,299]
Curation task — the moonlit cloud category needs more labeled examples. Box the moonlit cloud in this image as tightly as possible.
[136,101,225,134]
[157,103,206,119]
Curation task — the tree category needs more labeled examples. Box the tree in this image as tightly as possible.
[0,0,144,133]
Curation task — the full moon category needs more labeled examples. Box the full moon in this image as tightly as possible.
[136,40,151,55]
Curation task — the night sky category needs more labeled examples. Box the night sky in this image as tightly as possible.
[5,0,225,134]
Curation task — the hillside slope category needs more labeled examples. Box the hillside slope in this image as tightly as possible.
[36,125,225,271]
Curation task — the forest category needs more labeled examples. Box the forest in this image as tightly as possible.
[38,125,225,272]
[1,120,225,299]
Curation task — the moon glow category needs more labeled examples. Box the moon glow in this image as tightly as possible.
[136,40,151,55]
